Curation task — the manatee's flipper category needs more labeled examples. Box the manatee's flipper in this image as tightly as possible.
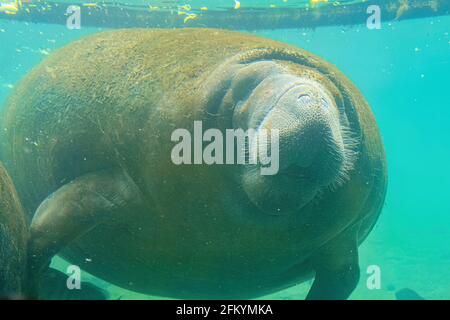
[26,168,142,298]
[39,268,109,300]
[306,225,360,300]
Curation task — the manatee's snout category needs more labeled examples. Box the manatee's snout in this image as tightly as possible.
[232,65,355,215]
[258,78,346,187]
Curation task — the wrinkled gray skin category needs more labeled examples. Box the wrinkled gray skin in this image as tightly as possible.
[233,62,353,214]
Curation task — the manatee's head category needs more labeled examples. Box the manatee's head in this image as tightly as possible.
[226,61,358,215]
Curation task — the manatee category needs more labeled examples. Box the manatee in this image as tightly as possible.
[0,161,27,299]
[0,29,387,299]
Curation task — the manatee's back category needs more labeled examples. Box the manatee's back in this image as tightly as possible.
[0,28,314,216]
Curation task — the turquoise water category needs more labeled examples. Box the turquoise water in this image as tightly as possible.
[0,8,449,299]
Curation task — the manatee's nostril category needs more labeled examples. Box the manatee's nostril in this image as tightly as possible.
[297,94,312,108]
[321,98,329,109]
[298,93,310,101]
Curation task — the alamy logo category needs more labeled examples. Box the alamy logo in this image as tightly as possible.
[66,265,81,290]
[366,265,381,290]
[366,5,382,30]
[66,5,81,30]
[171,121,280,175]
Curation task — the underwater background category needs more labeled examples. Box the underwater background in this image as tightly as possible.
[0,0,449,300]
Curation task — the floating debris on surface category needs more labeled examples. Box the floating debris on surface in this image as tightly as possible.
[183,13,197,24]
[0,0,21,15]
[310,0,329,7]
[179,4,191,11]
[0,1,448,32]
[82,3,98,8]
